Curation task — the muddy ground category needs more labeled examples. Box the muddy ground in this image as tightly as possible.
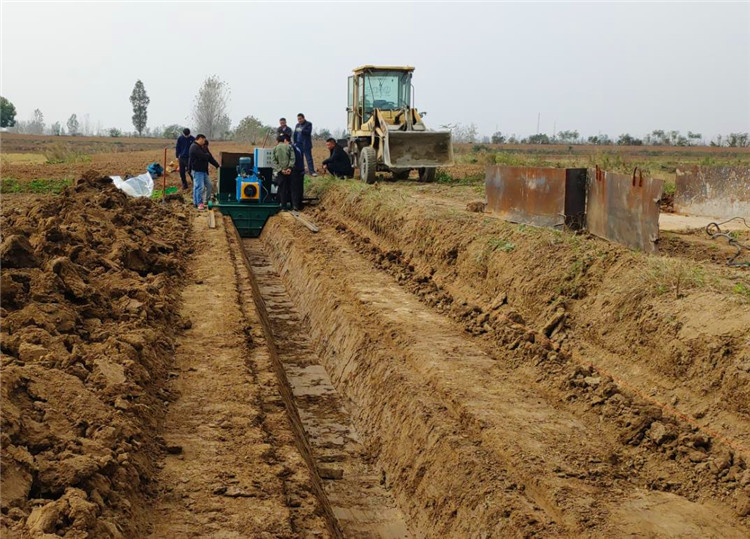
[1,165,749,536]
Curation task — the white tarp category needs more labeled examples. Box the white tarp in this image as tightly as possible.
[109,173,154,198]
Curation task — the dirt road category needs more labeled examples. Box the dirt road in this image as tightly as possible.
[147,214,327,537]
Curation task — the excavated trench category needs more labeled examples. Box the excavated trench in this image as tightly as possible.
[228,207,750,537]
[229,221,409,537]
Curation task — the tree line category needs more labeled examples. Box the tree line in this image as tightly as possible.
[459,123,749,148]
[2,88,747,148]
[0,77,341,142]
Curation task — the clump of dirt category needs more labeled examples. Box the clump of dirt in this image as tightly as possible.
[1,172,191,537]
[660,191,675,213]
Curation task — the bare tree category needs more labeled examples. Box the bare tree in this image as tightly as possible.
[67,114,79,136]
[28,109,45,134]
[192,76,231,139]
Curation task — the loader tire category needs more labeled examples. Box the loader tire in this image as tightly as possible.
[360,146,377,184]
[392,168,411,180]
[418,167,436,183]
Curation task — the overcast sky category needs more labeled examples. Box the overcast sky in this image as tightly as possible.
[2,1,749,139]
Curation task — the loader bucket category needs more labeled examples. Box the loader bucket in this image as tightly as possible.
[383,130,454,168]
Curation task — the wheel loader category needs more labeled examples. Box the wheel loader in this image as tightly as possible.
[345,65,453,183]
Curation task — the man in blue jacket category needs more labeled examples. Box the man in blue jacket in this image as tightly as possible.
[294,113,316,177]
[175,128,195,190]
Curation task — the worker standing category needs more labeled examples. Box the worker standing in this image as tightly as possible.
[189,134,220,211]
[290,139,305,211]
[321,138,354,178]
[294,113,316,177]
[272,134,295,211]
[175,128,195,190]
[277,118,292,140]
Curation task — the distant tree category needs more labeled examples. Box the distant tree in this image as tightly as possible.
[331,128,348,140]
[0,96,17,127]
[109,127,122,137]
[587,134,612,145]
[442,122,478,143]
[507,134,519,144]
[556,130,579,143]
[491,131,506,144]
[727,132,750,148]
[314,128,332,140]
[687,131,702,145]
[67,114,79,135]
[527,133,551,144]
[50,121,62,135]
[233,116,272,144]
[617,133,643,146]
[161,124,183,139]
[192,76,231,139]
[650,130,668,145]
[481,136,490,144]
[129,80,150,136]
[26,109,45,134]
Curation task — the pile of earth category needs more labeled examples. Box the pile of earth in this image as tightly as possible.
[0,173,191,537]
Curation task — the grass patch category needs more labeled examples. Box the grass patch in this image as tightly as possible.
[151,186,179,199]
[1,177,21,193]
[0,153,47,165]
[1,177,72,194]
[733,282,750,301]
[44,142,92,164]
[488,237,515,252]
[436,169,484,185]
[645,257,705,298]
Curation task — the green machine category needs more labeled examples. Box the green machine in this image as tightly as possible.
[210,150,280,237]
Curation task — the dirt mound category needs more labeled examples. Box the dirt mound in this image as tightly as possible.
[1,173,190,537]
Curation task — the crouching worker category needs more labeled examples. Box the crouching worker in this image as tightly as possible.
[189,134,220,211]
[322,138,354,178]
[273,134,295,211]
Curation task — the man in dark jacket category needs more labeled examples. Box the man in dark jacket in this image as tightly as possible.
[188,134,220,210]
[175,128,195,190]
[290,140,306,211]
[277,118,292,140]
[322,138,354,178]
[294,113,316,176]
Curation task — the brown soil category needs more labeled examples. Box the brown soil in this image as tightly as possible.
[3,160,749,536]
[1,174,190,536]
[147,213,328,537]
[259,210,750,535]
[317,182,750,429]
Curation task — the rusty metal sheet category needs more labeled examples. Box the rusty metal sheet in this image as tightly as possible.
[485,166,587,229]
[674,166,750,219]
[587,167,663,253]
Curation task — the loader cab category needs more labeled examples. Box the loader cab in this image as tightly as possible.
[348,66,414,133]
